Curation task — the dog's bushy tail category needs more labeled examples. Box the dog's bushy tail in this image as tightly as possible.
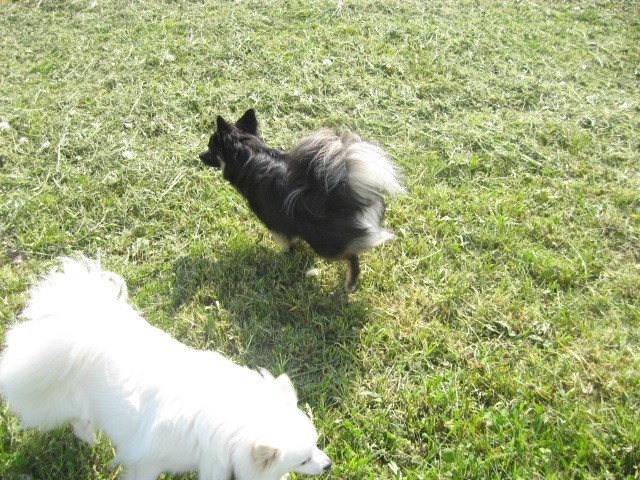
[0,257,130,428]
[285,130,403,209]
[21,256,128,323]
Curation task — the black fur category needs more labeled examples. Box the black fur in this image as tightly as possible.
[199,109,399,291]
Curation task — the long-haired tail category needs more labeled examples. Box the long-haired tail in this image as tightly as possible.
[0,257,129,427]
[285,130,403,209]
[21,256,128,323]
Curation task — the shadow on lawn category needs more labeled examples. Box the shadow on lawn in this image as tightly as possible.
[170,243,370,400]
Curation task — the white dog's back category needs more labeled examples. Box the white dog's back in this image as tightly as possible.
[0,258,331,480]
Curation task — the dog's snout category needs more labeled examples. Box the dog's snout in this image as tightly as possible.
[199,149,221,168]
[199,150,211,163]
[322,459,332,471]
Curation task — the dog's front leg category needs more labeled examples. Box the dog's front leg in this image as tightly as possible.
[198,461,232,480]
[121,464,162,480]
[270,231,296,252]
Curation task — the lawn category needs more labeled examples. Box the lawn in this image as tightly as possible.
[0,0,638,478]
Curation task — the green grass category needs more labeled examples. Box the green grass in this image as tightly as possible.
[1,0,639,478]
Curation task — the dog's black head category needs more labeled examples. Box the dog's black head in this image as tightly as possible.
[199,109,259,168]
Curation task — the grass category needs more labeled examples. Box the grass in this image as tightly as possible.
[0,0,639,478]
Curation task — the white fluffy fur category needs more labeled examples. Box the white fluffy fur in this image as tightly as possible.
[353,205,394,251]
[0,258,331,480]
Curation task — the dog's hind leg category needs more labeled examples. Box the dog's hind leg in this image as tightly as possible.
[344,255,360,292]
[72,419,97,445]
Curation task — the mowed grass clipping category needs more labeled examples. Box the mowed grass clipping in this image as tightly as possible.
[0,0,639,478]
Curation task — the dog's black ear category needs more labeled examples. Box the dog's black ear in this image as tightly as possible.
[216,115,231,134]
[236,108,258,135]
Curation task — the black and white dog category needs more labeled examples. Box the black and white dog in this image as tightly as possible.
[200,109,402,291]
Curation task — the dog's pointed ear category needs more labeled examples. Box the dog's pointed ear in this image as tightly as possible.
[236,108,258,134]
[275,373,298,405]
[216,115,231,134]
[252,441,280,469]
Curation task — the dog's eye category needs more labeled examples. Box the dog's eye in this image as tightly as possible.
[300,456,311,466]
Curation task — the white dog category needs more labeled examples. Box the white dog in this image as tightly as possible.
[0,258,331,480]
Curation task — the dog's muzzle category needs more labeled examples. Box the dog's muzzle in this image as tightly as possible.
[199,150,219,168]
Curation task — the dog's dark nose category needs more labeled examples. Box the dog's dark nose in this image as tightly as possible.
[199,150,212,163]
[199,150,221,168]
[322,460,332,471]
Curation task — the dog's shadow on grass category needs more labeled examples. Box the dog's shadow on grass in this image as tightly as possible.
[169,243,371,403]
[0,420,115,480]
